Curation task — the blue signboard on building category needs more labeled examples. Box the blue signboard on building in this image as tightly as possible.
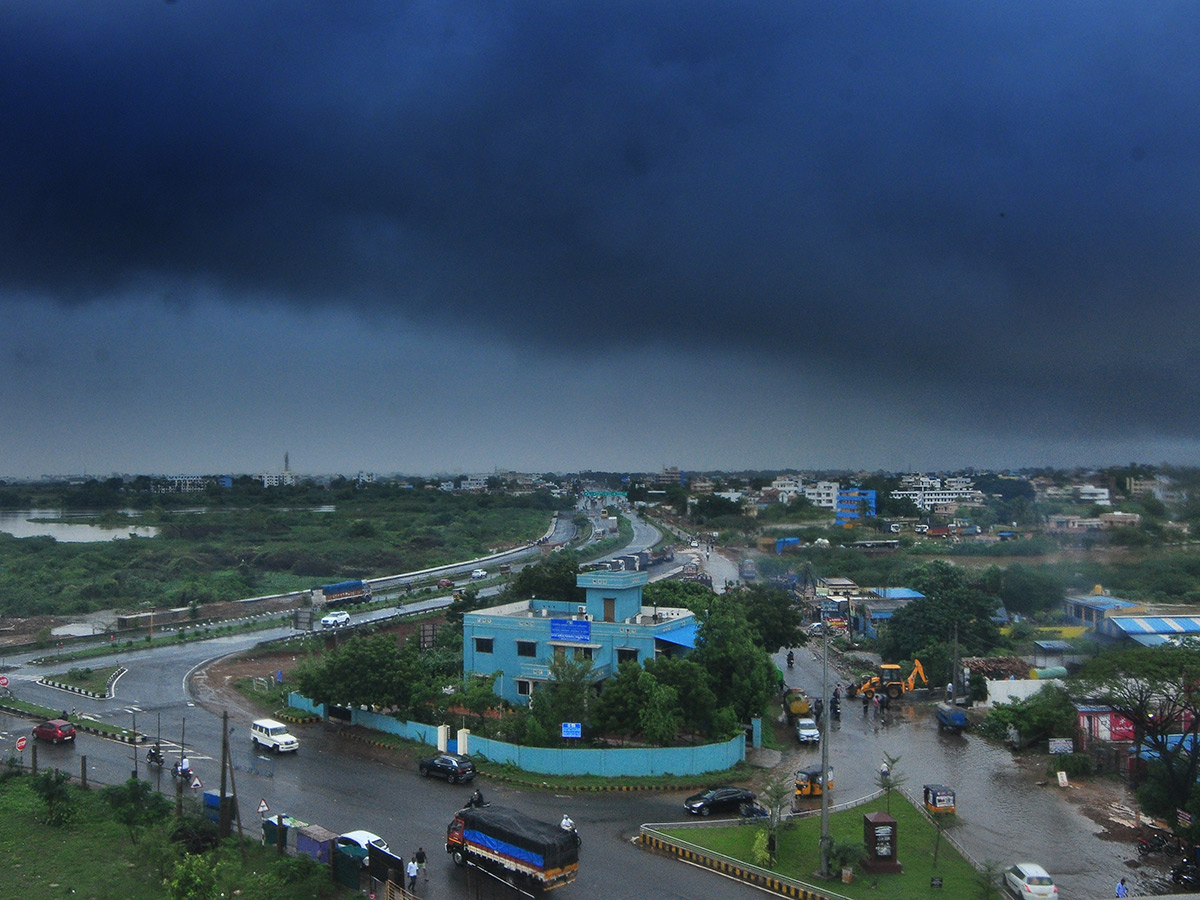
[550,619,591,642]
[562,722,582,739]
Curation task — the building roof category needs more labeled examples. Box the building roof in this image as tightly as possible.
[1033,640,1074,652]
[1109,616,1200,646]
[1064,594,1140,612]
[655,622,698,648]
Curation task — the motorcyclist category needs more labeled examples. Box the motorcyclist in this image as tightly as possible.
[786,650,794,668]
[147,743,163,766]
[469,788,486,808]
[560,813,575,832]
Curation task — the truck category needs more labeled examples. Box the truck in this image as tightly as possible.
[848,659,928,700]
[738,558,758,580]
[446,806,579,892]
[935,702,969,734]
[318,579,372,607]
[782,687,813,723]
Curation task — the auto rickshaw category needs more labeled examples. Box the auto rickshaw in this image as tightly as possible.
[794,764,834,798]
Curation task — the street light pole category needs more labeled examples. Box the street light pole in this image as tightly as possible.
[818,600,831,877]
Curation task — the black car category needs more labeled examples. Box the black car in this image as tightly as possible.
[418,753,477,784]
[683,785,756,816]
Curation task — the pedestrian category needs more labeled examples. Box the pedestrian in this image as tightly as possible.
[862,693,869,715]
[946,682,954,702]
[872,694,880,716]
[1115,877,1128,898]
[407,856,419,891]
[416,846,427,882]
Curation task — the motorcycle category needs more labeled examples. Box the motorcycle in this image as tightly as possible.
[146,745,164,767]
[560,818,581,849]
[171,761,195,780]
[1172,860,1200,889]
[786,651,794,669]
[1136,831,1180,856]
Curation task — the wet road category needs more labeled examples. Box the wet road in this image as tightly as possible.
[780,643,1137,898]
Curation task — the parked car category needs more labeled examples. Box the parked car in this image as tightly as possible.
[437,578,456,588]
[419,752,477,784]
[337,830,389,867]
[1003,862,1057,898]
[794,717,821,745]
[320,610,351,628]
[683,785,756,816]
[33,719,75,744]
[250,718,299,753]
[471,569,488,579]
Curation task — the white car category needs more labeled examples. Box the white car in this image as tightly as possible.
[337,830,389,866]
[321,610,350,628]
[794,717,821,745]
[1003,863,1056,898]
[471,568,488,579]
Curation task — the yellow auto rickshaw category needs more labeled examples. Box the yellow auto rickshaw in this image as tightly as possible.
[794,764,834,798]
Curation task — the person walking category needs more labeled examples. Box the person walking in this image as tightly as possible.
[1115,877,1129,898]
[416,846,427,882]
[407,856,419,892]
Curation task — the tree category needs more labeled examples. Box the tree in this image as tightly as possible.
[504,554,583,605]
[878,561,1001,680]
[103,777,171,844]
[167,853,216,900]
[689,595,778,724]
[1073,645,1200,821]
[738,584,806,652]
[644,656,719,735]
[31,768,73,826]
[643,580,715,613]
[293,633,419,712]
[592,661,651,737]
[528,656,595,743]
[982,683,1075,747]
[638,671,681,746]
[874,751,908,814]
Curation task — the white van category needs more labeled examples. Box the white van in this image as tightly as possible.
[250,718,299,753]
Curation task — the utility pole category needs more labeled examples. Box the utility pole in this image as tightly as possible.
[818,598,831,878]
[219,710,230,838]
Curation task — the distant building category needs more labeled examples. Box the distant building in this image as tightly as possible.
[261,471,298,487]
[891,474,981,510]
[835,488,876,526]
[805,481,839,509]
[461,570,696,705]
[163,475,208,493]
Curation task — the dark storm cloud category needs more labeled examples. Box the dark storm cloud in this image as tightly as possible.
[3,1,1200,445]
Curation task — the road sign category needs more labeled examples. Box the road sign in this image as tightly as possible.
[258,799,269,815]
[15,736,26,751]
[0,675,9,687]
[191,776,203,790]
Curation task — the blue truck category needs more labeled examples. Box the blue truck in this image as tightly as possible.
[935,702,969,734]
[318,579,372,607]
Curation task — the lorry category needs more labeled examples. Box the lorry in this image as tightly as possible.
[317,579,372,607]
[446,806,579,892]
[935,702,969,734]
[847,659,928,700]
[782,687,813,723]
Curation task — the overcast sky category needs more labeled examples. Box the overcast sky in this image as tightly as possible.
[3,2,1199,479]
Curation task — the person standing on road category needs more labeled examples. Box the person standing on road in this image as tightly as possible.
[416,846,427,882]
[1115,877,1129,897]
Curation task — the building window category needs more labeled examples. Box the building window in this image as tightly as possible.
[474,637,494,654]
[517,640,537,658]
[517,680,531,696]
[616,648,638,665]
[576,647,593,661]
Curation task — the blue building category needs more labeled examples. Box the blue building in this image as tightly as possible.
[462,570,697,705]
[835,489,876,526]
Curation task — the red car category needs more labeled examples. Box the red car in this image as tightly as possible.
[437,578,455,589]
[33,719,76,744]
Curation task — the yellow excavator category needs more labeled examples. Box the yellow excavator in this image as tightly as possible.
[848,659,927,700]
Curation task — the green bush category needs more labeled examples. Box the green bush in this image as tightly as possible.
[1047,752,1093,778]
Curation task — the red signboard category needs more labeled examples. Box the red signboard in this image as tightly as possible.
[0,675,8,687]
[15,736,26,751]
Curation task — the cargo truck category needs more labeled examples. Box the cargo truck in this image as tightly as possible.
[446,806,579,892]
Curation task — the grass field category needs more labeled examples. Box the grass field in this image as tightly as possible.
[659,794,997,900]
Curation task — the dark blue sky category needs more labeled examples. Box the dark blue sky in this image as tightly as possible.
[2,2,1198,477]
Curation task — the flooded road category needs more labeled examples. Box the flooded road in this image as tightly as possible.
[779,645,1141,898]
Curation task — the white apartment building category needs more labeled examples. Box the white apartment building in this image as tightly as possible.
[805,481,839,509]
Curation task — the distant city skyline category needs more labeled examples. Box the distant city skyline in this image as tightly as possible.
[3,4,1199,478]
